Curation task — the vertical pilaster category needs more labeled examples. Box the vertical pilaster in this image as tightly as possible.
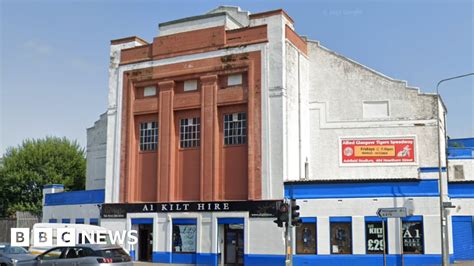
[200,75,219,201]
[247,63,261,200]
[157,80,175,202]
[124,74,137,203]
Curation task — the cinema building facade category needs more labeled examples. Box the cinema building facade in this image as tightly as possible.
[41,6,474,266]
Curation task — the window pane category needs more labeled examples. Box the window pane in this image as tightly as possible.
[139,121,158,151]
[366,221,387,254]
[180,117,200,148]
[402,221,424,254]
[227,74,242,86]
[172,225,197,253]
[296,222,316,254]
[330,222,352,254]
[224,112,247,145]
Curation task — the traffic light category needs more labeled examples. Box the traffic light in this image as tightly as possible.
[273,202,289,228]
[290,199,302,226]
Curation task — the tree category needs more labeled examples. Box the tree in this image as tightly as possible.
[0,137,86,216]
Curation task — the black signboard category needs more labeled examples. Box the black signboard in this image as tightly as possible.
[402,221,424,254]
[365,221,387,254]
[101,200,281,219]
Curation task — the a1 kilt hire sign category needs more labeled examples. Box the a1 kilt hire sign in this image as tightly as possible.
[340,137,416,164]
[101,200,281,219]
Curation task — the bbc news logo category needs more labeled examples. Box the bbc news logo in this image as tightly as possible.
[11,228,138,247]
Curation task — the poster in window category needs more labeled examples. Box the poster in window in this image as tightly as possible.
[330,222,352,254]
[296,223,316,254]
[402,221,424,254]
[172,225,197,253]
[365,222,387,254]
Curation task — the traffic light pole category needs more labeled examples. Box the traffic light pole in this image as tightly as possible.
[277,198,301,266]
[287,199,293,266]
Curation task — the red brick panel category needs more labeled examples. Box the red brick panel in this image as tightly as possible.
[226,25,267,47]
[121,45,152,65]
[152,26,226,58]
[285,25,308,55]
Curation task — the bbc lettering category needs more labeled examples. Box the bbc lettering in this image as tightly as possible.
[11,228,76,247]
[11,228,138,247]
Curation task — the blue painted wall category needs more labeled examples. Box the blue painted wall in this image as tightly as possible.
[449,183,474,198]
[131,218,153,224]
[294,254,453,266]
[449,138,474,159]
[152,252,198,264]
[44,189,104,206]
[449,138,474,148]
[148,252,452,265]
[285,179,439,199]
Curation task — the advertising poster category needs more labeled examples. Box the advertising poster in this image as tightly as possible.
[341,137,416,164]
[365,222,387,254]
[402,221,424,254]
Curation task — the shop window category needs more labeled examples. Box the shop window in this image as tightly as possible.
[224,112,247,145]
[172,219,197,253]
[296,220,316,254]
[227,74,242,86]
[184,80,198,91]
[330,218,352,254]
[180,117,200,148]
[402,219,424,254]
[365,220,388,254]
[139,122,158,151]
[143,86,156,97]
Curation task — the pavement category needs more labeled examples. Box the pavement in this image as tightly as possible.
[454,262,474,266]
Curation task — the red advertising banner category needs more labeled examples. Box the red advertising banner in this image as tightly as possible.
[341,138,416,164]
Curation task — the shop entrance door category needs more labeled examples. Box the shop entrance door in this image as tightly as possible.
[138,224,153,262]
[224,224,244,266]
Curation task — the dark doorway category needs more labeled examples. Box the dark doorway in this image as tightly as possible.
[138,224,153,262]
[224,224,244,266]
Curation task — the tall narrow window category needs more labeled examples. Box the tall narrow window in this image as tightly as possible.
[365,220,388,254]
[402,219,424,254]
[296,220,317,254]
[180,117,200,148]
[224,112,247,145]
[139,121,158,151]
[330,219,352,254]
[172,219,197,253]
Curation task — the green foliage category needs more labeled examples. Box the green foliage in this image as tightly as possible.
[0,137,86,217]
[450,142,465,148]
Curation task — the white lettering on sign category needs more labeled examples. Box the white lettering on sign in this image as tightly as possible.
[142,204,154,212]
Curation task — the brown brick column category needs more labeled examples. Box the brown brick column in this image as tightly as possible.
[200,75,219,201]
[157,80,175,202]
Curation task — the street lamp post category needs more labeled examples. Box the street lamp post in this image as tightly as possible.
[435,72,474,266]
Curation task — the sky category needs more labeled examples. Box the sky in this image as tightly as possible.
[0,0,473,155]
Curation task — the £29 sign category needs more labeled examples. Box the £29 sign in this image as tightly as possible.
[365,222,387,254]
